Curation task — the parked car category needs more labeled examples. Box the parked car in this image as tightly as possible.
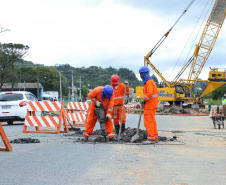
[159,101,170,107]
[42,94,54,101]
[128,101,142,109]
[0,91,38,125]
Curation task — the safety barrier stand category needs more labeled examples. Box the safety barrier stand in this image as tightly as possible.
[0,123,12,151]
[125,105,135,114]
[23,101,69,134]
[66,102,90,127]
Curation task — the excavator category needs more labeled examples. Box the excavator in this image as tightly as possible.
[139,0,226,106]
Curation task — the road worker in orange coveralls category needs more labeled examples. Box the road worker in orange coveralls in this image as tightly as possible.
[139,66,159,144]
[82,85,116,141]
[110,74,130,137]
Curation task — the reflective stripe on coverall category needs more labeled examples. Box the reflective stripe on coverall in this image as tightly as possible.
[143,79,159,141]
[83,86,115,139]
[110,82,130,126]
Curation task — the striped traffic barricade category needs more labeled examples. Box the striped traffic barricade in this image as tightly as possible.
[125,105,135,114]
[23,101,69,134]
[0,123,12,151]
[66,102,90,127]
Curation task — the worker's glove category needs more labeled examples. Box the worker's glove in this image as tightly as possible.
[106,113,111,121]
[125,81,129,87]
[141,99,145,108]
[95,100,101,107]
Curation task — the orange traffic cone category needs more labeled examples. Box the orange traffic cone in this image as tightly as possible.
[212,108,217,116]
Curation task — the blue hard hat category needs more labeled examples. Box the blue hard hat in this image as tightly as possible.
[102,85,113,101]
[139,66,150,73]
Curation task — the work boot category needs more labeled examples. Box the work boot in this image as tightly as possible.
[142,140,156,145]
[109,137,117,142]
[114,125,119,138]
[121,124,127,136]
[81,136,88,142]
[154,136,159,141]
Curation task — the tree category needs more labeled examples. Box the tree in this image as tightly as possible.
[151,74,159,87]
[2,43,29,61]
[0,25,10,34]
[81,85,89,98]
[0,43,29,90]
[212,85,226,100]
[0,51,15,90]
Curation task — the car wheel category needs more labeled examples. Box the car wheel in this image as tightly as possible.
[7,121,13,125]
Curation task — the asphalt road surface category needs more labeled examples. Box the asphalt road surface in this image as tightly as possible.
[1,114,226,185]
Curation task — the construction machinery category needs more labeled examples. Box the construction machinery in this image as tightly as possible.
[140,0,226,105]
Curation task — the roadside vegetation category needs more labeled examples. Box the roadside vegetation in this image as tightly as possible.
[0,41,144,100]
[203,85,226,105]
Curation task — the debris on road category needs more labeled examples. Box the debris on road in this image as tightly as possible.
[163,107,191,114]
[63,128,178,144]
[10,138,40,144]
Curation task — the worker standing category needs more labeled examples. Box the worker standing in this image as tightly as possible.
[110,74,130,137]
[222,94,226,105]
[139,66,159,144]
[82,85,116,141]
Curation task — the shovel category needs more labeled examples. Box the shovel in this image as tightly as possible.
[130,109,143,142]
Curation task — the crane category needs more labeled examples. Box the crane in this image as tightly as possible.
[142,0,226,106]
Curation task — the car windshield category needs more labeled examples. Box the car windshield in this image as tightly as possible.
[0,93,23,101]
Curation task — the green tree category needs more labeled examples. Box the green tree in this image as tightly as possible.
[0,51,15,90]
[212,85,226,100]
[81,85,89,98]
[2,43,29,60]
[151,74,159,87]
[0,43,29,90]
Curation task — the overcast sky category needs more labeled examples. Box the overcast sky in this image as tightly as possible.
[0,0,225,82]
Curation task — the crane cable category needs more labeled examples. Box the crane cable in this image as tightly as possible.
[183,0,214,66]
[148,0,195,57]
[169,0,214,80]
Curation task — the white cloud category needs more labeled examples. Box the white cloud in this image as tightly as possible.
[0,0,225,83]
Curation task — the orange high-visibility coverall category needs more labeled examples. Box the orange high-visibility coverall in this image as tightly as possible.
[83,86,115,139]
[110,82,130,125]
[143,79,159,141]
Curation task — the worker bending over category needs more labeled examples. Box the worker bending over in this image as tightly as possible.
[139,66,159,144]
[110,74,130,137]
[83,85,116,141]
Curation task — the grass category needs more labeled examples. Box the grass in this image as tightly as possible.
[204,98,222,105]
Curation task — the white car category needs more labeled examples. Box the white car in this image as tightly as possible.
[0,91,39,125]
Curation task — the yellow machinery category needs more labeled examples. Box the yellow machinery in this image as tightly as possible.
[139,0,226,105]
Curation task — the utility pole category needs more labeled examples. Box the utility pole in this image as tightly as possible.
[78,77,82,101]
[70,70,74,101]
[59,71,62,101]
[37,64,39,99]
[68,87,70,100]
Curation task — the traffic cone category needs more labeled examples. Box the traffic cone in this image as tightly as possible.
[212,108,216,116]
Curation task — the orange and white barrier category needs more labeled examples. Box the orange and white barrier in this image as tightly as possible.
[125,105,135,113]
[23,101,69,134]
[0,123,12,151]
[66,102,90,127]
